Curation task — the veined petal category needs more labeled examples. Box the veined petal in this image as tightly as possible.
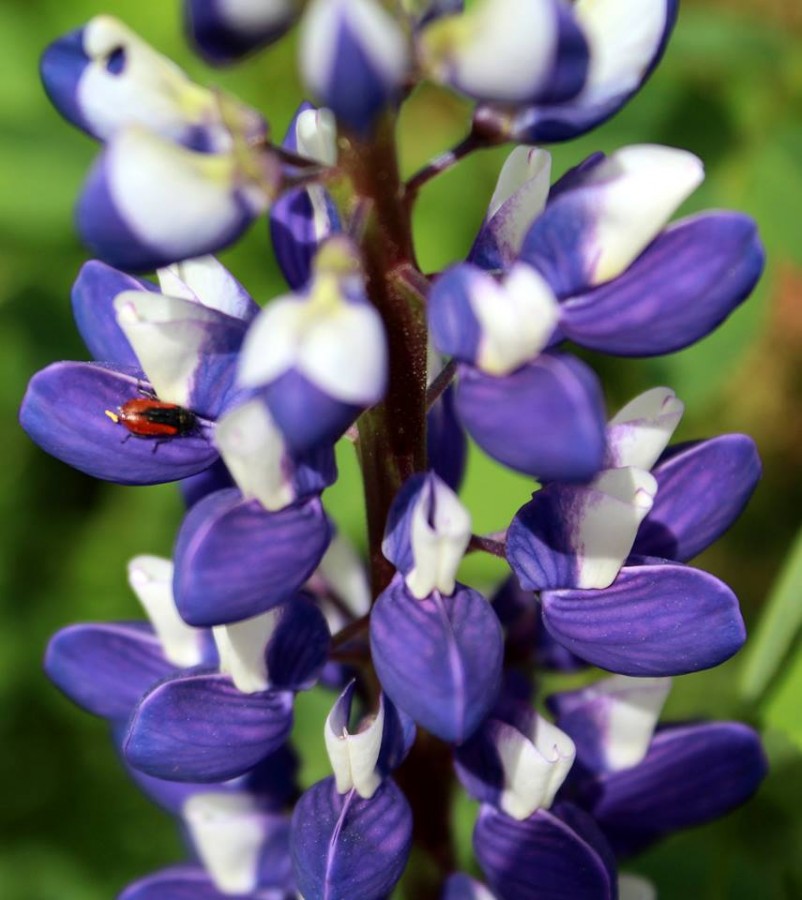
[71,260,153,366]
[521,145,704,297]
[560,212,765,356]
[370,577,503,743]
[542,561,746,676]
[45,622,172,720]
[474,804,616,900]
[19,362,218,484]
[290,777,412,900]
[581,722,767,857]
[157,256,260,322]
[174,488,333,626]
[456,355,606,482]
[419,0,588,106]
[124,670,294,782]
[128,555,205,668]
[549,675,672,774]
[470,147,552,271]
[634,435,761,562]
[40,16,255,148]
[186,0,301,65]
[508,467,657,592]
[114,289,246,418]
[300,0,410,133]
[606,387,684,470]
[119,866,241,900]
[77,127,270,272]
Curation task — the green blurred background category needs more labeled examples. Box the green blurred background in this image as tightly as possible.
[2,0,802,896]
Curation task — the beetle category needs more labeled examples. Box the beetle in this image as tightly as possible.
[105,397,198,442]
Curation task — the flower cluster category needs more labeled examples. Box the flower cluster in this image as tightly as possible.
[22,1,768,898]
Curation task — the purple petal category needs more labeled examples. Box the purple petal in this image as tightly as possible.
[301,1,407,135]
[508,1,678,144]
[370,577,504,743]
[579,722,768,857]
[542,561,746,676]
[124,670,294,782]
[376,694,417,778]
[123,742,300,816]
[456,355,606,482]
[506,487,579,592]
[174,489,333,626]
[634,435,761,562]
[474,804,616,900]
[442,873,496,900]
[290,777,412,900]
[39,27,92,135]
[45,622,172,721]
[428,264,483,365]
[181,458,236,509]
[119,866,230,900]
[19,362,218,484]
[269,187,341,291]
[266,593,331,691]
[492,577,587,672]
[428,386,468,492]
[381,472,430,577]
[185,0,298,65]
[71,260,155,365]
[259,371,362,455]
[559,213,765,356]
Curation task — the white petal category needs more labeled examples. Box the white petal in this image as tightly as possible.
[79,17,221,145]
[420,0,555,103]
[217,0,298,32]
[498,715,575,820]
[114,289,220,407]
[576,0,669,108]
[238,288,387,404]
[296,107,338,166]
[213,608,281,694]
[106,128,267,258]
[157,256,254,321]
[318,533,372,617]
[127,555,203,667]
[215,399,296,513]
[607,387,684,470]
[406,476,472,599]
[618,873,658,900]
[592,675,672,771]
[472,264,560,376]
[325,690,384,799]
[183,792,265,894]
[485,147,552,264]
[575,467,657,590]
[576,145,704,287]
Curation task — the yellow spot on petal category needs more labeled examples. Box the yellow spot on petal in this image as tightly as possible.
[105,409,120,423]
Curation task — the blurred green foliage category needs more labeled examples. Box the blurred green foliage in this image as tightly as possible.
[2,0,802,897]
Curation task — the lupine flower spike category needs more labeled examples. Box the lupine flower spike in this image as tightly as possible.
[24,2,767,897]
